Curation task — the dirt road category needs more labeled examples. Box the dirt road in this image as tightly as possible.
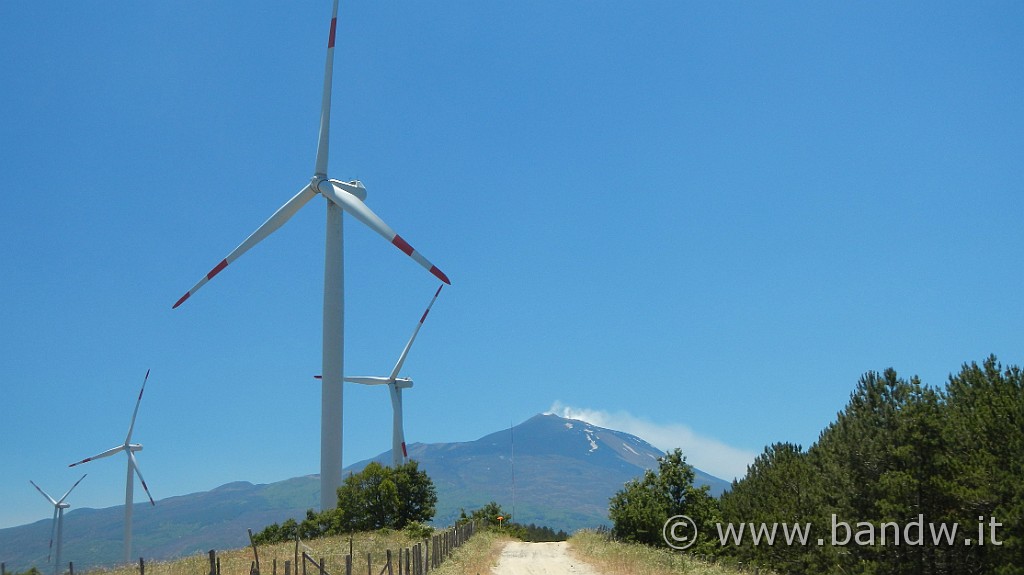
[490,541,604,575]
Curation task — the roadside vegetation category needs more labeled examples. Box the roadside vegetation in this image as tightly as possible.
[425,529,512,575]
[80,529,421,575]
[569,530,756,575]
[606,355,1023,575]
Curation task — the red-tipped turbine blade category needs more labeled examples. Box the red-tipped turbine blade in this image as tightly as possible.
[57,474,87,505]
[314,0,341,177]
[30,480,58,506]
[125,369,150,444]
[390,385,407,465]
[128,452,155,506]
[389,285,443,380]
[318,180,451,285]
[47,507,58,561]
[173,184,317,308]
[69,445,123,467]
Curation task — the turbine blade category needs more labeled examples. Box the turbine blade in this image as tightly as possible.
[390,385,407,461]
[57,474,87,505]
[48,507,58,562]
[129,452,156,506]
[173,184,318,308]
[389,285,443,380]
[318,180,451,285]
[125,369,150,443]
[69,445,123,467]
[30,480,58,506]
[343,376,392,385]
[314,0,340,176]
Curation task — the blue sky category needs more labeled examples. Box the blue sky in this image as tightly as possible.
[2,1,1021,529]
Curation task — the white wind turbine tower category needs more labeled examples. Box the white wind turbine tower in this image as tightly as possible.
[69,370,156,564]
[321,285,443,467]
[30,474,87,575]
[171,0,450,511]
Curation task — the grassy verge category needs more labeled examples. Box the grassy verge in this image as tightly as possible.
[568,531,755,575]
[426,529,512,575]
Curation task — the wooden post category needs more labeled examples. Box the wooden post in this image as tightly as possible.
[345,554,352,575]
[209,550,217,575]
[217,557,222,575]
[366,553,372,575]
[319,557,325,575]
[248,528,261,575]
[69,563,74,575]
[285,560,291,575]
[273,559,277,575]
[139,557,145,575]
[294,534,300,575]
[386,549,393,575]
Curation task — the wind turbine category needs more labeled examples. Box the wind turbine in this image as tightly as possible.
[69,370,155,564]
[171,0,450,511]
[30,474,86,575]
[319,285,443,467]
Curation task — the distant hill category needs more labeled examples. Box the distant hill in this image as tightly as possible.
[0,413,728,572]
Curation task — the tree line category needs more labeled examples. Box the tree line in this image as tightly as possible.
[610,355,1023,575]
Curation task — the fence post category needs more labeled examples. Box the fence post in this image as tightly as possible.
[367,553,372,575]
[69,563,74,575]
[319,557,325,575]
[209,550,217,575]
[217,557,222,575]
[273,559,277,575]
[345,554,352,575]
[139,557,145,575]
[285,561,291,575]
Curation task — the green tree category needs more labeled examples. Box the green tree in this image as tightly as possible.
[942,357,1024,575]
[608,448,720,554]
[394,459,438,527]
[253,460,437,542]
[720,442,822,572]
[335,460,437,531]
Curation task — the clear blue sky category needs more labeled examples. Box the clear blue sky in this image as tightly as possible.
[2,1,1021,529]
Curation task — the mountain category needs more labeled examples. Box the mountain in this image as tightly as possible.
[0,414,728,572]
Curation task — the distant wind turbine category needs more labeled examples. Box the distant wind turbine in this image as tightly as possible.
[171,0,450,510]
[69,370,155,564]
[319,285,443,467]
[30,474,86,575]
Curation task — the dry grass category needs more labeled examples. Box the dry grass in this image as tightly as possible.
[84,530,436,575]
[424,530,512,575]
[567,531,753,575]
